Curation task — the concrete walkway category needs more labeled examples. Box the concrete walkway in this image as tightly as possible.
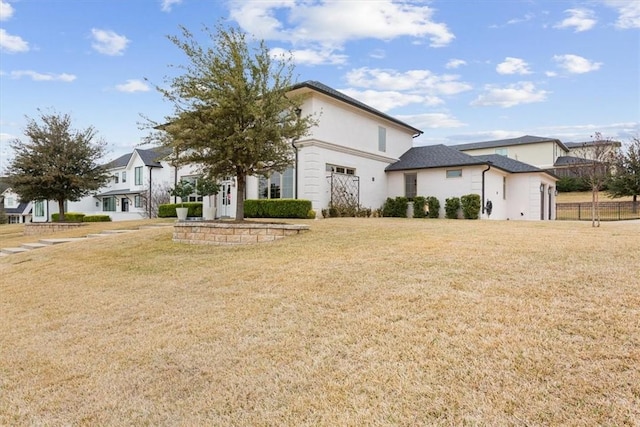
[0,224,172,257]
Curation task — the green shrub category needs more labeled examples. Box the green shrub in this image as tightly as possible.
[307,209,316,219]
[460,193,481,219]
[244,199,312,219]
[83,215,111,222]
[322,203,371,218]
[413,196,427,218]
[557,176,591,192]
[158,203,203,218]
[445,197,461,219]
[52,212,85,222]
[426,196,440,218]
[381,197,408,218]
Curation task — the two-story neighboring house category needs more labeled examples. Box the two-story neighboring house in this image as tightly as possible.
[1,187,32,223]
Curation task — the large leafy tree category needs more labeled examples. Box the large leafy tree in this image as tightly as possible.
[147,24,316,221]
[7,111,109,221]
[607,136,640,211]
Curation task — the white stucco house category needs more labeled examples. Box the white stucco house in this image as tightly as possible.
[30,81,558,222]
[385,144,558,220]
[1,187,32,223]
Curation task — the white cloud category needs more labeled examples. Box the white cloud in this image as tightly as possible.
[445,59,467,69]
[10,70,76,81]
[398,112,466,129]
[471,82,549,108]
[160,0,183,12]
[0,28,28,53]
[345,67,472,96]
[339,88,437,111]
[496,57,532,75]
[90,28,130,56]
[115,79,150,93]
[601,0,640,29]
[555,8,597,32]
[270,47,347,66]
[0,0,14,20]
[229,0,454,49]
[553,54,602,74]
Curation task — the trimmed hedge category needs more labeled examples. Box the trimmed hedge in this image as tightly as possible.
[83,215,112,222]
[445,197,461,219]
[52,212,85,222]
[426,196,440,218]
[460,193,481,219]
[382,197,408,217]
[158,203,203,218]
[244,199,312,219]
[413,196,427,218]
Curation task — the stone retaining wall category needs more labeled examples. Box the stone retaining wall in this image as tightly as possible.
[173,221,310,245]
[24,222,87,235]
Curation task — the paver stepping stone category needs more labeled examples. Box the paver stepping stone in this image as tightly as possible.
[21,243,49,249]
[38,238,87,245]
[1,247,31,255]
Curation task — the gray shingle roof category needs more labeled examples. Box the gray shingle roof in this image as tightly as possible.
[385,144,486,171]
[291,80,423,136]
[105,146,173,169]
[475,154,543,173]
[452,135,568,152]
[564,140,621,149]
[554,156,593,166]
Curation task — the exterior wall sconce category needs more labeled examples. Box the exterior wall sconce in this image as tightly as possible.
[372,177,375,182]
[548,187,553,195]
[555,189,558,196]
[540,184,545,192]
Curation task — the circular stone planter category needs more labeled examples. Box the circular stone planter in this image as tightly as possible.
[173,221,310,245]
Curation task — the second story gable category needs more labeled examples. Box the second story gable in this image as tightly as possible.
[452,135,569,169]
[289,81,422,161]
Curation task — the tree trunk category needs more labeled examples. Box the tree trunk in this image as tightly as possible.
[57,199,65,222]
[235,174,245,221]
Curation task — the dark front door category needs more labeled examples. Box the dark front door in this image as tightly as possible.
[122,198,129,212]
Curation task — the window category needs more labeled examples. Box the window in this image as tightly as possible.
[134,167,143,185]
[181,176,204,202]
[326,164,355,175]
[259,167,294,199]
[113,174,119,184]
[103,197,116,212]
[134,195,142,208]
[378,126,386,152]
[495,148,508,156]
[34,200,45,217]
[122,171,126,183]
[446,169,462,178]
[503,176,507,200]
[6,197,14,207]
[405,173,417,199]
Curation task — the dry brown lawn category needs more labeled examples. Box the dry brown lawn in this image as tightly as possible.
[557,191,634,203]
[1,218,639,425]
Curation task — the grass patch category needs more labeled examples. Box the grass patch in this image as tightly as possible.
[1,218,639,425]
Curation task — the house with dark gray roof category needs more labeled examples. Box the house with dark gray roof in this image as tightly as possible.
[386,144,558,220]
[46,81,559,221]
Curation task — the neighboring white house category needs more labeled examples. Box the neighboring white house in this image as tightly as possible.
[1,187,32,223]
[385,144,558,220]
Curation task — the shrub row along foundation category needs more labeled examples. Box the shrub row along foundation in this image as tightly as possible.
[173,221,309,245]
[24,222,87,235]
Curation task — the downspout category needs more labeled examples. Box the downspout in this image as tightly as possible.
[482,162,492,215]
[292,140,298,199]
[148,166,153,218]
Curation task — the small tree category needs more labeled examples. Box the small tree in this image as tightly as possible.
[197,177,220,209]
[170,180,193,208]
[145,24,316,221]
[7,111,109,222]
[572,133,616,227]
[426,196,440,218]
[607,136,640,213]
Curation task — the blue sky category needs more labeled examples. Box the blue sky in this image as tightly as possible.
[1,0,638,173]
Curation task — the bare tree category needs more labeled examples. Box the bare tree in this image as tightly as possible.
[139,182,171,218]
[573,132,617,227]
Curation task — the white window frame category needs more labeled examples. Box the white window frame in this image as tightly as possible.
[446,169,462,178]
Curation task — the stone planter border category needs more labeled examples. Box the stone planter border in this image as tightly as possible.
[173,221,309,245]
[24,222,87,235]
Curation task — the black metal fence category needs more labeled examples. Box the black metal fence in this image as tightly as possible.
[556,201,640,221]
